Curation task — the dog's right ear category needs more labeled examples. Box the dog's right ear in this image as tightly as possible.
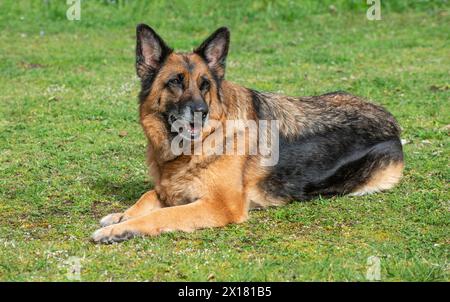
[136,24,172,79]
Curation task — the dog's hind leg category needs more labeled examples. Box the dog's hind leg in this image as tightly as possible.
[348,138,404,196]
[350,161,404,196]
[300,138,404,198]
[99,190,162,227]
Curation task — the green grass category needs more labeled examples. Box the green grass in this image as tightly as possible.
[0,0,449,281]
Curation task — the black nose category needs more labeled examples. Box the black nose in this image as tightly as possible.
[188,101,209,119]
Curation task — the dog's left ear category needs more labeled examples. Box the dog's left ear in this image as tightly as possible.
[194,27,230,80]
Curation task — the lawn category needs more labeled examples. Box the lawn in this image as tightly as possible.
[0,0,448,281]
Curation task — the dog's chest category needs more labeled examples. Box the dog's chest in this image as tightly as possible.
[153,158,209,207]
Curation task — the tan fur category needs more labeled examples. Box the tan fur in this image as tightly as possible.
[351,162,404,196]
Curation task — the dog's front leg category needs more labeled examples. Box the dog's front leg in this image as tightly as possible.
[99,190,162,227]
[92,196,248,244]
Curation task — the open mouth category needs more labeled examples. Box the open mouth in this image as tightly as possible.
[187,122,201,137]
[168,114,204,139]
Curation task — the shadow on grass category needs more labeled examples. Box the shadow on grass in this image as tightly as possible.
[89,177,154,206]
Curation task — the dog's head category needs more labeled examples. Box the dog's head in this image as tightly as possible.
[136,24,229,139]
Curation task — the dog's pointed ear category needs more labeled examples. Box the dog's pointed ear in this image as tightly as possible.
[136,24,172,79]
[194,27,230,80]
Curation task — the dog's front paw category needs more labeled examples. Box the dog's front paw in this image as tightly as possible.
[99,213,125,227]
[91,225,138,244]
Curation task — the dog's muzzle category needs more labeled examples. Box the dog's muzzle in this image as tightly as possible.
[168,100,209,139]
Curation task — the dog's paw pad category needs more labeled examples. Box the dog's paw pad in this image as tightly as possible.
[91,227,137,244]
[99,213,124,227]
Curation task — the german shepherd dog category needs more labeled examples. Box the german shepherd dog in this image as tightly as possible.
[92,25,403,243]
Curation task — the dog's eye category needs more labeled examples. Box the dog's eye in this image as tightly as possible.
[169,78,180,85]
[168,75,183,86]
[200,79,210,91]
